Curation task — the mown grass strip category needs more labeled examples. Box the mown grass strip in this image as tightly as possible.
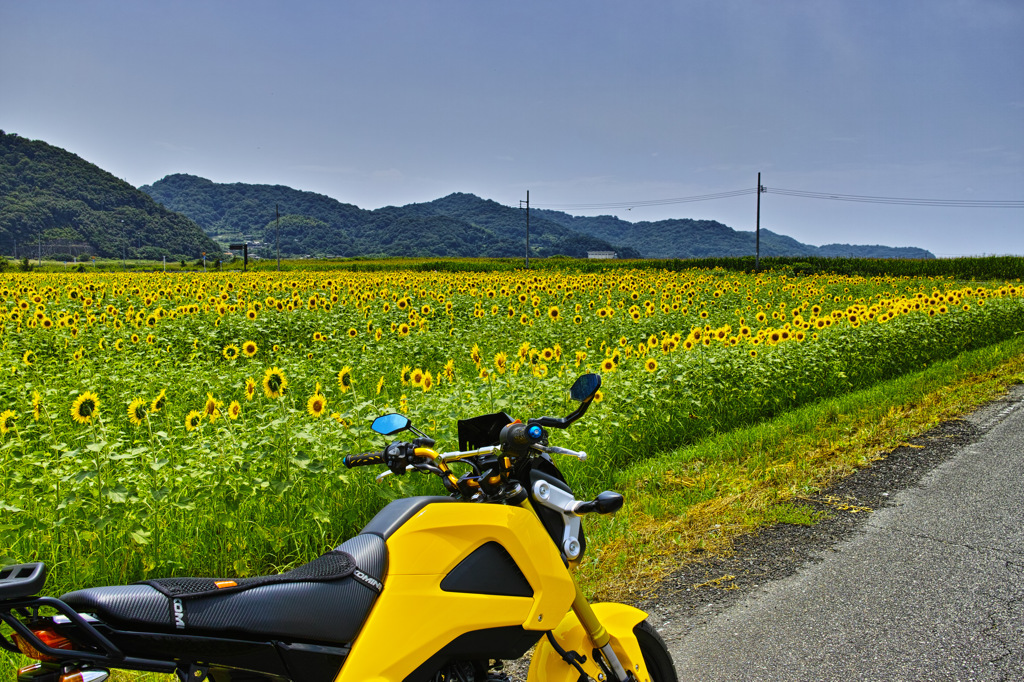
[576,335,1024,601]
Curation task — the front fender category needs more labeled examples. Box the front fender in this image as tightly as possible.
[527,602,649,682]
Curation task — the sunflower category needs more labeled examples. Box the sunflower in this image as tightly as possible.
[313,331,325,342]
[263,367,287,399]
[0,410,16,436]
[422,371,434,392]
[644,358,658,373]
[376,376,386,395]
[600,358,615,373]
[227,400,241,420]
[494,352,508,374]
[244,377,257,401]
[203,393,222,422]
[347,328,358,338]
[337,366,353,393]
[548,306,560,321]
[185,409,204,432]
[126,398,147,426]
[22,350,36,366]
[411,368,425,388]
[307,384,327,418]
[222,344,240,361]
[71,391,100,425]
[400,365,412,386]
[32,391,42,421]
[242,340,258,357]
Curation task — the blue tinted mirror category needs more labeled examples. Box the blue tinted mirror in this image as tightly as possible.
[570,373,601,402]
[372,413,411,436]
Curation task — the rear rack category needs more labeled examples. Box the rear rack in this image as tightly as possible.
[0,563,176,675]
[0,563,47,600]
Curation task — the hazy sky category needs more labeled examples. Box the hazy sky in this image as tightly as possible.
[2,1,1021,256]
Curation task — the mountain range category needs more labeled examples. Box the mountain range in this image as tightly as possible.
[142,175,935,260]
[0,131,935,261]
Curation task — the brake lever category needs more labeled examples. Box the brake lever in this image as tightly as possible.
[375,465,413,482]
[531,444,587,461]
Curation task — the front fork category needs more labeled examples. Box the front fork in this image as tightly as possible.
[571,583,634,681]
[517,496,637,682]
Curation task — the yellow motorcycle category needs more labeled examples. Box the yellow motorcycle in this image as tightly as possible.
[1,374,676,682]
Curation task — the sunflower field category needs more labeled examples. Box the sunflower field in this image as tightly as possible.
[1,266,1023,595]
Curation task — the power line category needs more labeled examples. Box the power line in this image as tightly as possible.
[531,187,756,211]
[766,187,1024,208]
[530,186,1023,212]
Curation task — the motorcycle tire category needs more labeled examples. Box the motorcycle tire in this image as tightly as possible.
[634,619,679,682]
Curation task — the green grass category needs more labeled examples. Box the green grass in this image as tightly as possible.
[14,254,1024,280]
[576,334,1024,599]
[5,337,1024,678]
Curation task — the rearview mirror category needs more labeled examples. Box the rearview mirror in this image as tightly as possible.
[372,413,411,436]
[529,374,602,430]
[570,373,601,403]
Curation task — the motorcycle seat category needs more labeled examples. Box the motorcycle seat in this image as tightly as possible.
[60,533,387,645]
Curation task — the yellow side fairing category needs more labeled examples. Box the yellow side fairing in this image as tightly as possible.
[337,502,575,681]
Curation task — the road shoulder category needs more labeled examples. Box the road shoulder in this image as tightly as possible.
[645,384,1024,681]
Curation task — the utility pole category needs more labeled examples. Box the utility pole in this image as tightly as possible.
[519,191,530,268]
[755,172,766,272]
[276,204,281,271]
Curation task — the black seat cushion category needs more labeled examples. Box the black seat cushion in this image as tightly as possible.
[60,534,387,645]
[140,550,356,599]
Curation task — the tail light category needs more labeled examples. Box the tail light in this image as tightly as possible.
[13,629,72,662]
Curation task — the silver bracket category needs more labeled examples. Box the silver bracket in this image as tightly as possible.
[532,480,584,560]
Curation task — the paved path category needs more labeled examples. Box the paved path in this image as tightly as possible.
[665,385,1024,681]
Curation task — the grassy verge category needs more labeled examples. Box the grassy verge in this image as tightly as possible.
[576,334,1024,600]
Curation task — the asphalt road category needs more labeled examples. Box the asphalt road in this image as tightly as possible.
[663,385,1024,681]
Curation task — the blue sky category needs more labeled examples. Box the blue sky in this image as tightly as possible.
[2,0,1021,256]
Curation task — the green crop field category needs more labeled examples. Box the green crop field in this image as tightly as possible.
[1,262,1023,667]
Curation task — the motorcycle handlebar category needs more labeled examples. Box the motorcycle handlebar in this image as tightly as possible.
[343,451,386,468]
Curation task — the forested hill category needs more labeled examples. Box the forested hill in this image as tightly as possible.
[534,209,935,260]
[144,174,934,260]
[0,132,220,260]
[141,176,637,259]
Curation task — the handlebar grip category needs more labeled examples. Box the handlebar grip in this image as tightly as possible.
[343,451,386,468]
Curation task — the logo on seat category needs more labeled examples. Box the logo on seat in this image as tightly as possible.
[172,598,187,629]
